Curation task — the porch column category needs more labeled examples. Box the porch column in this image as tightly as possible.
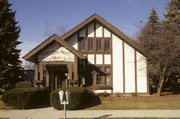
[46,70,49,87]
[67,64,73,86]
[49,66,54,91]
[34,64,39,81]
[67,64,73,80]
[74,56,78,86]
[39,63,44,87]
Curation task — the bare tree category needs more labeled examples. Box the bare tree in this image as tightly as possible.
[137,6,180,96]
[23,61,35,70]
[56,25,68,36]
[45,25,68,38]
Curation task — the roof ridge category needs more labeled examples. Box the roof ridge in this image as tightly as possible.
[23,13,149,62]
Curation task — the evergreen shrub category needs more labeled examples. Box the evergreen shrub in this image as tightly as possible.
[50,87,92,110]
[1,88,49,109]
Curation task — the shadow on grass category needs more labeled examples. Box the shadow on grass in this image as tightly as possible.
[33,98,51,109]
[95,114,112,119]
[78,95,101,109]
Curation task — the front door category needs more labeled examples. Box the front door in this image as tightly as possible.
[54,69,68,89]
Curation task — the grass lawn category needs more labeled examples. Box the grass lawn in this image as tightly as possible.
[84,94,180,110]
[85,100,180,110]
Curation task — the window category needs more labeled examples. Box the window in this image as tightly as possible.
[88,39,93,51]
[104,38,110,51]
[104,66,110,73]
[96,39,101,51]
[79,38,86,51]
[96,74,101,84]
[105,75,111,85]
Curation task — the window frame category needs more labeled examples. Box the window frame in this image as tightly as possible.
[87,38,94,51]
[96,38,102,51]
[79,37,86,51]
[104,38,110,52]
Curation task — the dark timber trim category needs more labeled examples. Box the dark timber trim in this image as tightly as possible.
[122,41,125,93]
[110,32,113,87]
[23,35,86,62]
[23,13,148,62]
[146,59,150,94]
[134,50,137,93]
[40,61,74,65]
[34,64,39,81]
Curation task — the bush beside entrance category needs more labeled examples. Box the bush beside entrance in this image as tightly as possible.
[1,87,49,109]
[50,87,92,110]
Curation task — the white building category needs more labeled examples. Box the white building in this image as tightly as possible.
[23,14,149,94]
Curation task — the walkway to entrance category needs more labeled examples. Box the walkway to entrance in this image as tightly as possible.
[0,107,180,119]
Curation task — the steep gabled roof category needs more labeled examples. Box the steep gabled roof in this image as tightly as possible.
[23,13,148,62]
[60,13,148,56]
[23,35,86,62]
[54,36,86,59]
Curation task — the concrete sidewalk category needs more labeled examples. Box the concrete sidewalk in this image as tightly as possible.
[0,107,180,119]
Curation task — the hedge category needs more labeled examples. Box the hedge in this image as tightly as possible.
[50,87,92,110]
[1,87,49,109]
[15,81,32,88]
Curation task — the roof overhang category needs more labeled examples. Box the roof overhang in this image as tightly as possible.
[23,35,86,62]
[23,13,149,63]
[59,13,149,56]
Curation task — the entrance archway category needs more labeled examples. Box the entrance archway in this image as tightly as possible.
[48,65,68,90]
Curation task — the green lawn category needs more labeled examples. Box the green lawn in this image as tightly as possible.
[85,100,180,110]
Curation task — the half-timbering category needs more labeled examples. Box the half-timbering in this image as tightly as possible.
[23,14,149,94]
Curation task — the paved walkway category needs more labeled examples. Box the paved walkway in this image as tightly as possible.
[0,107,180,119]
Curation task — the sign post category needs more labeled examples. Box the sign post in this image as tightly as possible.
[59,90,71,119]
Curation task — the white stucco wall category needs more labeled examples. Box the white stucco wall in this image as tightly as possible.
[88,23,94,37]
[104,28,110,37]
[67,33,78,49]
[78,22,147,94]
[124,43,135,93]
[93,90,112,93]
[96,23,102,37]
[96,54,103,64]
[104,54,111,64]
[136,52,147,93]
[88,54,95,64]
[38,42,74,62]
[112,35,124,93]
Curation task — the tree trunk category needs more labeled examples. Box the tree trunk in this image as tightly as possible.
[157,75,164,96]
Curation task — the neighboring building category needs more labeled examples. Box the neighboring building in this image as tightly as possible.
[23,14,149,94]
[23,69,34,83]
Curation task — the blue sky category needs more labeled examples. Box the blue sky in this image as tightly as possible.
[9,0,169,61]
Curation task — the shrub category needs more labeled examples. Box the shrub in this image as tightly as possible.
[87,86,112,90]
[1,88,49,109]
[131,93,138,97]
[0,88,5,95]
[96,92,110,97]
[15,81,32,88]
[50,87,91,110]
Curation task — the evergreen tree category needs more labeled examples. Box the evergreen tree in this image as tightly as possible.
[138,8,160,51]
[162,0,180,92]
[164,0,180,24]
[0,0,22,89]
[137,6,180,96]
